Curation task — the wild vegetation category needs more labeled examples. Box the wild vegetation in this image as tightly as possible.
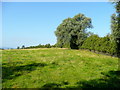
[111,2,120,56]
[17,44,56,49]
[2,48,119,88]
[54,2,119,56]
[81,34,117,56]
[55,13,92,49]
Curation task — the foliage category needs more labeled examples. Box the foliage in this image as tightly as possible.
[80,2,120,57]
[17,46,20,49]
[2,48,118,88]
[55,13,93,49]
[21,45,25,49]
[112,2,120,56]
[81,34,117,56]
[17,44,56,49]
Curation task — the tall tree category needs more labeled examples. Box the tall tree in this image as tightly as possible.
[111,1,120,57]
[17,46,20,49]
[21,45,25,49]
[116,1,120,57]
[115,1,120,71]
[55,13,93,49]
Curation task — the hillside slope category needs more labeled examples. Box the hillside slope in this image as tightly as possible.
[2,48,119,88]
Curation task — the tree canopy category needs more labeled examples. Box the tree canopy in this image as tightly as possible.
[111,1,120,56]
[55,13,93,49]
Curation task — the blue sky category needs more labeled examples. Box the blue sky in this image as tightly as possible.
[2,2,115,48]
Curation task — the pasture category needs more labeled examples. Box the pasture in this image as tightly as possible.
[2,48,120,88]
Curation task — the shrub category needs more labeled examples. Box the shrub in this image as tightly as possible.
[81,35,117,56]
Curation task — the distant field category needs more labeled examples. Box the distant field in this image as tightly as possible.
[2,48,120,88]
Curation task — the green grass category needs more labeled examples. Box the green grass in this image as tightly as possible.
[2,48,120,88]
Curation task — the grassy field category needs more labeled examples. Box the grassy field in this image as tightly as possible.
[2,48,120,88]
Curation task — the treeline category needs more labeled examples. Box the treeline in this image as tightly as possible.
[81,34,117,56]
[17,1,120,57]
[54,12,119,56]
[17,44,56,49]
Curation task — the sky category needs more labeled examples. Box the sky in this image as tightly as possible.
[2,0,112,2]
[0,2,2,48]
[2,2,116,48]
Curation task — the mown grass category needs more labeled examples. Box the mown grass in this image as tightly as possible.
[2,48,120,88]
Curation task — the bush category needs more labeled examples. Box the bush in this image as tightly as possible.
[81,35,117,56]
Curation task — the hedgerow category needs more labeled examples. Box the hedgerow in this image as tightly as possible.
[81,35,117,56]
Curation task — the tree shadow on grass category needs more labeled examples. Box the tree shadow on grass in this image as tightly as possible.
[40,71,120,89]
[41,81,69,89]
[2,62,47,82]
[75,71,120,89]
[42,83,62,88]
